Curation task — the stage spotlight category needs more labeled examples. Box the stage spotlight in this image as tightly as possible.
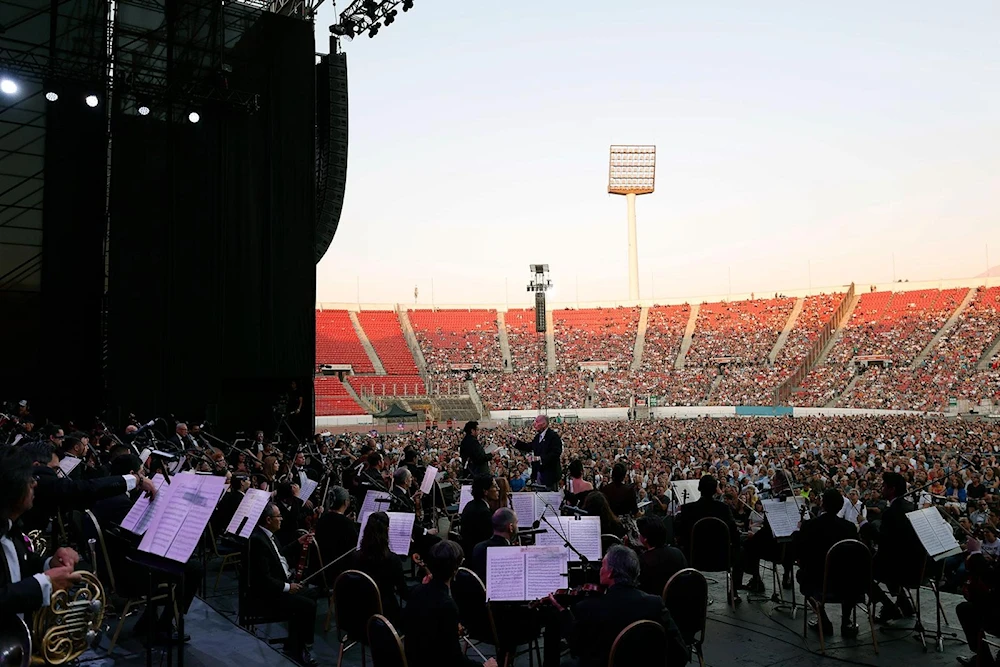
[137,104,150,116]
[45,91,59,102]
[402,0,413,11]
[369,22,380,37]
[0,78,18,95]
[85,94,99,107]
[188,111,200,123]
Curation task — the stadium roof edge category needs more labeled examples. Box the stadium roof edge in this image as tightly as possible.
[316,275,995,311]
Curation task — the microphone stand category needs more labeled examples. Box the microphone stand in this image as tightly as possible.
[533,493,589,564]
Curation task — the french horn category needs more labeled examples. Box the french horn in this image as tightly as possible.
[30,571,105,665]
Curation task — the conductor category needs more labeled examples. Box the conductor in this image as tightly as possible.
[512,415,562,491]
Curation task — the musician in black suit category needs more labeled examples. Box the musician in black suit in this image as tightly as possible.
[794,489,861,637]
[18,441,156,533]
[673,475,743,602]
[548,545,689,667]
[460,476,497,557]
[469,507,518,582]
[404,540,498,667]
[956,536,1000,666]
[0,449,83,616]
[274,482,307,546]
[600,463,638,517]
[635,516,687,597]
[391,467,419,513]
[167,423,195,452]
[211,475,249,537]
[92,453,145,529]
[512,415,562,490]
[313,487,358,582]
[460,421,490,479]
[246,502,318,666]
[866,472,920,622]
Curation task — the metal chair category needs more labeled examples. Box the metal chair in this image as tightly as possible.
[689,517,736,607]
[663,568,707,667]
[329,569,382,667]
[802,538,877,655]
[367,614,407,667]
[608,620,666,667]
[452,567,539,667]
[600,534,622,555]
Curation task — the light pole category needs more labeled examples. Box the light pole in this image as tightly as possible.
[527,264,552,412]
[608,145,656,301]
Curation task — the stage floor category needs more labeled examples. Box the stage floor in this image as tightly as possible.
[85,563,971,667]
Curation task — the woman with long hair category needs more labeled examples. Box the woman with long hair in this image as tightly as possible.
[352,511,407,626]
[584,490,625,539]
[490,476,512,513]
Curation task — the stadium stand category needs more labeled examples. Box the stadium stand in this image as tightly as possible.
[553,307,639,371]
[356,310,419,374]
[505,308,543,372]
[641,304,690,370]
[349,375,427,397]
[409,309,502,373]
[315,309,374,372]
[314,376,367,415]
[686,297,795,366]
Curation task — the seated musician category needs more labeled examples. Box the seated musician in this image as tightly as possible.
[247,502,318,666]
[837,488,866,527]
[391,467,420,513]
[547,545,689,667]
[864,472,920,622]
[274,482,307,546]
[469,507,517,582]
[741,498,793,593]
[460,476,497,557]
[92,452,145,528]
[635,515,686,597]
[565,459,594,507]
[351,511,408,628]
[794,489,861,637]
[673,475,743,601]
[956,535,1000,666]
[0,449,83,617]
[583,491,626,539]
[403,540,498,667]
[211,474,249,538]
[600,463,638,517]
[313,486,358,581]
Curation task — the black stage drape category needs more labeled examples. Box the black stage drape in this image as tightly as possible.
[107,12,315,434]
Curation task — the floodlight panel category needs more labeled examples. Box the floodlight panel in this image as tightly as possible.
[608,145,656,194]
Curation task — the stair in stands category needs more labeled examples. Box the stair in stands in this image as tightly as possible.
[979,334,1000,370]
[466,380,487,418]
[812,292,861,368]
[827,372,861,408]
[350,311,387,375]
[674,304,700,369]
[341,379,375,413]
[769,297,804,363]
[701,372,724,406]
[497,311,514,374]
[911,287,975,368]
[545,309,556,373]
[397,308,429,376]
[631,306,649,371]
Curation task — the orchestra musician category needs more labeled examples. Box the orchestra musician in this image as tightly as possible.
[391,467,420,513]
[512,415,562,491]
[566,459,594,505]
[247,502,318,666]
[546,545,689,667]
[351,511,408,627]
[864,472,921,622]
[673,475,743,602]
[837,488,866,527]
[583,491,625,540]
[460,476,497,557]
[460,420,490,479]
[212,474,249,538]
[274,482,308,546]
[635,515,687,597]
[167,423,195,452]
[403,539,498,667]
[0,448,83,616]
[793,489,861,637]
[313,487,358,582]
[469,507,518,582]
[956,535,1000,666]
[288,451,315,488]
[599,463,638,517]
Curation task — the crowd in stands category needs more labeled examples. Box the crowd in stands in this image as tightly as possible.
[553,307,639,371]
[773,293,842,367]
[505,308,543,372]
[685,297,795,367]
[409,309,503,373]
[640,304,690,371]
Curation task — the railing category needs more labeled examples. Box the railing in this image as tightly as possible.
[775,283,856,404]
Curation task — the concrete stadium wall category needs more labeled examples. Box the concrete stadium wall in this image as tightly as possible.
[792,407,940,418]
[316,414,374,426]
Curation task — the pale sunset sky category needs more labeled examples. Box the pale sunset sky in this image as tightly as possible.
[313,1,1000,307]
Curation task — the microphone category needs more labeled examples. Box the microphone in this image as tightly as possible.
[563,505,588,515]
[517,528,549,536]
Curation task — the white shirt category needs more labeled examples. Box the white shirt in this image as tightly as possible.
[838,497,866,526]
[259,526,291,593]
[2,520,53,619]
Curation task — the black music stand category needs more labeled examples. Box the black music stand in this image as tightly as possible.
[128,551,187,667]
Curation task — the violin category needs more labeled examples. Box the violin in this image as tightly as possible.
[528,583,606,609]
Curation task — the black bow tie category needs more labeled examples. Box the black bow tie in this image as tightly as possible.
[0,520,24,541]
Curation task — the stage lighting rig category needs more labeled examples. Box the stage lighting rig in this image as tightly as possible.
[329,0,412,40]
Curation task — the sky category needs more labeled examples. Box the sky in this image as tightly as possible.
[313,1,1000,307]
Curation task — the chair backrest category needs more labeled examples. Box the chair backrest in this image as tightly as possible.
[601,534,623,555]
[663,568,707,647]
[452,567,495,644]
[689,517,730,573]
[608,619,666,667]
[823,539,872,604]
[82,510,116,593]
[334,569,383,643]
[367,614,407,667]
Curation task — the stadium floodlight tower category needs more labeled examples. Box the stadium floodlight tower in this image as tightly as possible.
[608,145,655,301]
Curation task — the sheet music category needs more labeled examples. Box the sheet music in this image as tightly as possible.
[511,493,536,525]
[356,511,415,556]
[138,448,152,466]
[535,516,602,561]
[458,485,473,512]
[486,546,568,601]
[119,474,169,534]
[360,490,392,518]
[907,507,962,560]
[483,442,498,455]
[226,488,271,538]
[58,456,82,477]
[298,478,319,502]
[139,474,226,563]
[761,499,802,538]
[420,466,439,495]
[671,480,701,505]
[534,492,564,521]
